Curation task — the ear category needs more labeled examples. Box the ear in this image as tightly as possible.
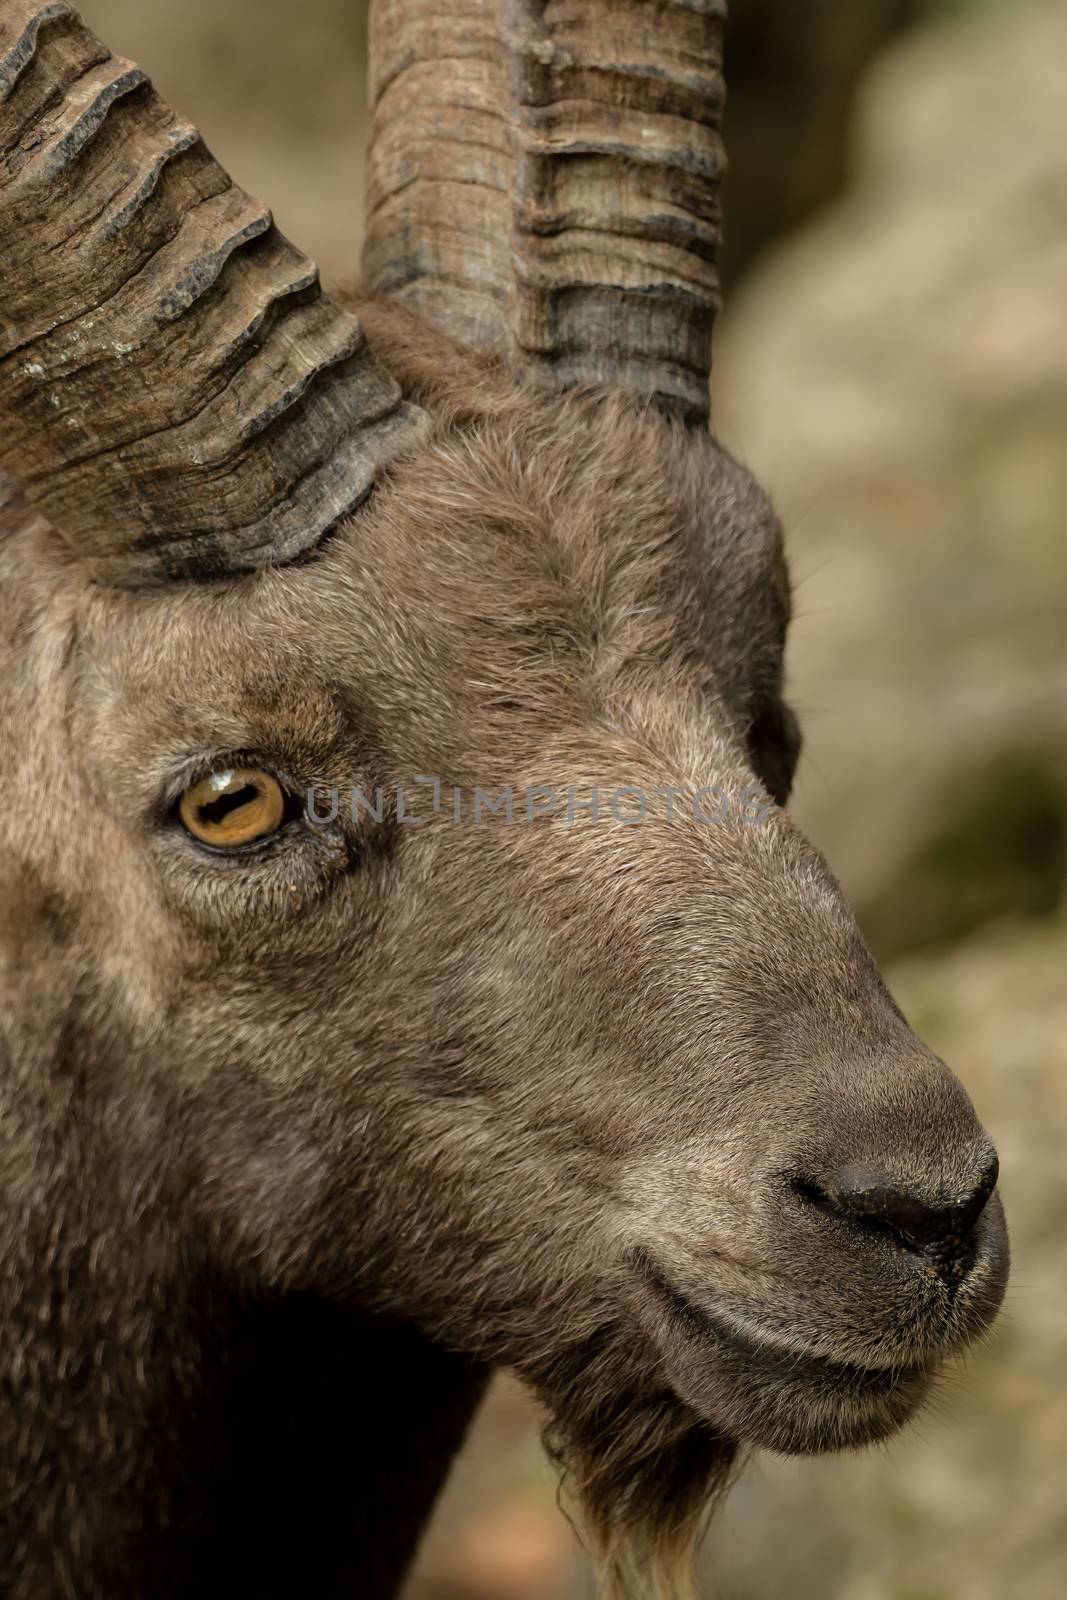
[748,697,802,807]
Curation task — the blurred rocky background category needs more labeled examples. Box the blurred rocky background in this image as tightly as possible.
[78,1,1067,1595]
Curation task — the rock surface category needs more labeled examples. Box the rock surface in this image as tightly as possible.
[713,0,1067,952]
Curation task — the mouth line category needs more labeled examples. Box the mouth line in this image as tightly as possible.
[632,1248,931,1397]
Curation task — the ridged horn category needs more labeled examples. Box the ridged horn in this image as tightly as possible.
[0,0,426,584]
[362,0,726,423]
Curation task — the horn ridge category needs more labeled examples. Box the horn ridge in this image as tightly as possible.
[363,0,726,423]
[0,0,425,583]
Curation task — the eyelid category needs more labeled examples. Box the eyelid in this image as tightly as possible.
[154,751,299,821]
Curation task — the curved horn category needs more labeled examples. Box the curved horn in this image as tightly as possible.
[0,0,425,584]
[362,0,725,423]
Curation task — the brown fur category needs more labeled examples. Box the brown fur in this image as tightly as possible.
[0,305,1007,1597]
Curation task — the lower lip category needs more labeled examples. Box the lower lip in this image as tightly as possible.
[635,1252,929,1399]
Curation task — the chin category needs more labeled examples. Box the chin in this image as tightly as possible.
[627,1238,1004,1457]
[655,1277,935,1454]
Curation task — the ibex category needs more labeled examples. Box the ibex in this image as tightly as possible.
[0,1,1009,1596]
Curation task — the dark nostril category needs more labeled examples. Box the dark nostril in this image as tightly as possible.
[795,1150,999,1269]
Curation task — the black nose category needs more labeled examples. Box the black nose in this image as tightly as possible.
[797,1151,999,1274]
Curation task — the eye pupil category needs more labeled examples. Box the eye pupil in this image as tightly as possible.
[196,782,261,827]
[178,767,287,849]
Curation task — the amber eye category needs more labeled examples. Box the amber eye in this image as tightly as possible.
[178,768,287,849]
